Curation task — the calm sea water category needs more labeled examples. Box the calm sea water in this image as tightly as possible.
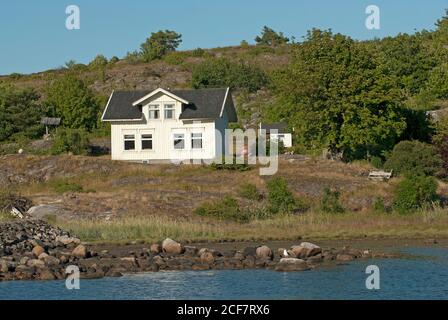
[0,247,447,300]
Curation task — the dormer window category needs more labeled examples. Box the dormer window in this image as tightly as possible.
[148,105,159,119]
[164,104,175,119]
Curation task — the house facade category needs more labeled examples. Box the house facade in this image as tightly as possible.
[101,87,238,162]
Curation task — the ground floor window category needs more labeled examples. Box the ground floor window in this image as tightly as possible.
[124,134,135,150]
[141,134,153,150]
[191,133,202,149]
[174,133,185,149]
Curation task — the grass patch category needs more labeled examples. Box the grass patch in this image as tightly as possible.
[57,208,448,244]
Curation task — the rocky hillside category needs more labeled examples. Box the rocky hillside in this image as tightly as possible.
[0,45,292,127]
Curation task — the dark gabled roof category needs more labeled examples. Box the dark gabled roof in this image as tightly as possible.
[102,88,237,122]
[260,122,289,134]
[101,91,147,121]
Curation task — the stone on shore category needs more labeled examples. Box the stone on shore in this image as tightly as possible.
[299,242,322,257]
[275,258,310,272]
[72,244,88,258]
[256,245,273,260]
[336,254,355,261]
[32,245,45,258]
[150,243,162,254]
[56,235,81,246]
[162,238,184,255]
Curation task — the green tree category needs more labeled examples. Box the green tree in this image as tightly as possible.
[45,75,99,130]
[255,26,289,46]
[0,84,44,141]
[267,29,407,159]
[140,30,182,62]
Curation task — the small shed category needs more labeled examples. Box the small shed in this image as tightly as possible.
[40,117,61,135]
[259,122,293,148]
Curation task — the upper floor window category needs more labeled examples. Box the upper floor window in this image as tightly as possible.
[173,133,185,150]
[124,134,135,151]
[164,104,175,119]
[148,105,159,119]
[141,134,153,150]
[191,133,203,149]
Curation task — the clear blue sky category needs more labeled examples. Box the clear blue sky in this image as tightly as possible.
[0,0,447,75]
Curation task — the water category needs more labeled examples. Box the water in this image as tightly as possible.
[0,247,447,300]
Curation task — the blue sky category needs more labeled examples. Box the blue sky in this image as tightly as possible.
[0,0,447,75]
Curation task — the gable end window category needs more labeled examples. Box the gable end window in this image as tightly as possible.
[141,134,153,150]
[148,105,159,119]
[164,104,175,119]
[174,133,185,150]
[191,133,203,149]
[124,134,135,151]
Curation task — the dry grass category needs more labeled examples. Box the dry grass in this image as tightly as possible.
[57,209,448,244]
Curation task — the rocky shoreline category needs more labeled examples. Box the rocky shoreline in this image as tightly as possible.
[0,219,396,281]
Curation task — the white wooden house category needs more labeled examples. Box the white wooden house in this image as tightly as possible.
[101,87,237,162]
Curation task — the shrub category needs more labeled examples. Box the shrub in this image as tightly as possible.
[192,47,206,57]
[266,177,306,214]
[51,128,90,155]
[194,196,250,223]
[51,180,84,194]
[191,58,267,92]
[384,140,442,176]
[370,156,383,169]
[393,175,438,214]
[239,183,261,200]
[320,187,344,213]
[163,52,186,65]
[210,157,251,172]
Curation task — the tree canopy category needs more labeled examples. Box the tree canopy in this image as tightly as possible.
[0,84,44,141]
[45,75,99,130]
[140,30,182,62]
[255,26,289,46]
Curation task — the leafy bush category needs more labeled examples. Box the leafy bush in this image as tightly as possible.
[194,196,250,223]
[192,47,206,57]
[370,156,383,169]
[320,187,344,213]
[51,128,90,155]
[266,177,307,214]
[239,183,261,200]
[163,52,186,65]
[384,140,442,176]
[124,51,142,64]
[210,157,251,172]
[191,58,267,92]
[393,175,438,214]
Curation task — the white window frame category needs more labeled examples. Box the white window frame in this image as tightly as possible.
[123,134,136,151]
[164,104,175,120]
[141,134,153,151]
[173,133,185,150]
[148,104,160,120]
[191,132,203,149]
